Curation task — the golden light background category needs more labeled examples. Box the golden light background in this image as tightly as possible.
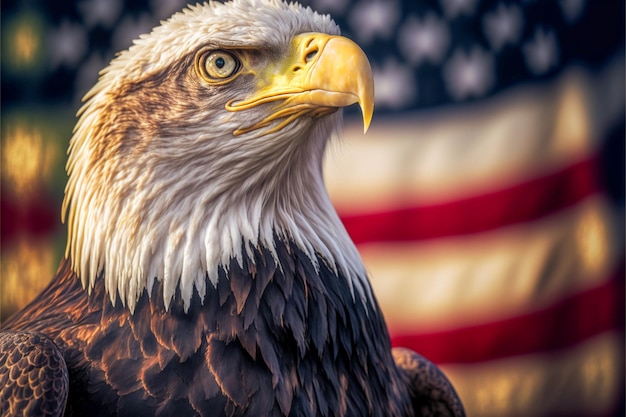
[1,10,71,320]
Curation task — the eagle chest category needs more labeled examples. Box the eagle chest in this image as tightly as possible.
[65,241,399,417]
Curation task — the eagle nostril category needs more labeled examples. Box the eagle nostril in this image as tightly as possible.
[305,49,318,62]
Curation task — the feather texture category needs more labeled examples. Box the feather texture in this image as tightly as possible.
[0,332,69,417]
[2,239,411,417]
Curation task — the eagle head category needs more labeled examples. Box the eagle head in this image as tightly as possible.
[62,0,374,312]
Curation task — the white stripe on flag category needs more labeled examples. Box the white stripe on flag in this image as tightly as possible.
[442,331,623,417]
[362,195,621,331]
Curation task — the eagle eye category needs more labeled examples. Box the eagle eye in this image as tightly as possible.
[196,49,240,82]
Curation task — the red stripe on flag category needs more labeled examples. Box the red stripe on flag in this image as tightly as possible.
[340,156,600,244]
[0,192,60,245]
[391,268,625,365]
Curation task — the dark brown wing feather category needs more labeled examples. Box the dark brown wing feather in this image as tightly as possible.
[393,347,466,417]
[1,260,116,416]
[0,241,415,417]
[0,331,69,417]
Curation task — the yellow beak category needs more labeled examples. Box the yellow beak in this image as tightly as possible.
[226,33,374,135]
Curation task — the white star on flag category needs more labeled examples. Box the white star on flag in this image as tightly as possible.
[398,13,451,65]
[348,0,400,43]
[443,47,495,100]
[483,3,524,51]
[440,0,479,19]
[48,20,88,69]
[559,0,586,23]
[373,59,416,109]
[524,27,559,75]
[311,0,351,16]
[78,0,122,29]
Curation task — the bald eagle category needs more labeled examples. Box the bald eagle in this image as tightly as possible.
[0,1,465,416]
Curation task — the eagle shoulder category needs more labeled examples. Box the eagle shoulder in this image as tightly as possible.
[0,331,69,417]
[392,347,466,417]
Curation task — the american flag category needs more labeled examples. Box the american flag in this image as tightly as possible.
[1,1,624,416]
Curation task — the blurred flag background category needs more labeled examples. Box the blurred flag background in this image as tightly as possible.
[1,1,623,416]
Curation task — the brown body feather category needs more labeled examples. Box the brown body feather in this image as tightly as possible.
[0,332,69,417]
[1,239,423,417]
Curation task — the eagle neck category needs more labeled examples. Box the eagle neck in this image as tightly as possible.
[64,112,372,313]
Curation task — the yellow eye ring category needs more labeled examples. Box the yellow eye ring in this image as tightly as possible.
[195,49,241,83]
